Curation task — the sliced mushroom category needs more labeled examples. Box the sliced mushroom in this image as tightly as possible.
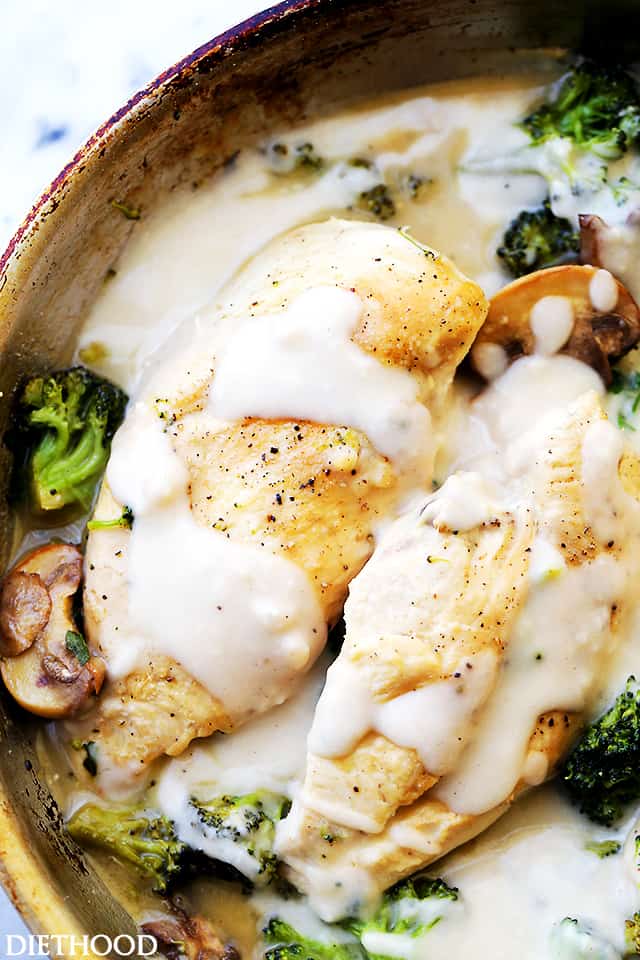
[0,571,51,656]
[580,212,640,307]
[580,210,640,265]
[0,544,105,719]
[471,264,640,385]
[142,911,240,960]
[579,213,608,266]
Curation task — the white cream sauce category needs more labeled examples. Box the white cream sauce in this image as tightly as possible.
[581,418,628,544]
[208,285,433,473]
[308,650,496,789]
[424,786,638,960]
[105,399,327,713]
[590,268,619,313]
[154,653,329,805]
[420,470,501,531]
[436,551,626,813]
[462,116,640,238]
[448,354,604,480]
[530,295,574,355]
[471,340,509,380]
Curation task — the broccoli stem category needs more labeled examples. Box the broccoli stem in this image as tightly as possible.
[263,918,366,960]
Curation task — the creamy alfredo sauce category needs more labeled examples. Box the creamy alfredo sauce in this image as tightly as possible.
[207,286,433,474]
[105,400,326,714]
[57,75,640,959]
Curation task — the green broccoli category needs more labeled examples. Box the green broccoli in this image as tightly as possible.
[344,874,459,958]
[293,142,324,171]
[86,505,134,531]
[463,62,640,246]
[562,677,640,825]
[67,803,185,893]
[497,201,579,276]
[584,839,622,858]
[262,875,459,960]
[358,184,396,221]
[268,141,325,173]
[191,790,289,884]
[13,366,127,514]
[68,791,289,894]
[522,62,640,160]
[262,918,366,960]
[550,917,621,959]
[626,913,640,957]
[609,369,640,432]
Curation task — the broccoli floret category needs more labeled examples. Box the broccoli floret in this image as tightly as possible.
[68,792,289,896]
[550,918,621,959]
[358,184,396,221]
[190,790,289,884]
[522,62,640,160]
[267,141,325,174]
[562,677,640,825]
[497,201,579,276]
[262,918,366,960]
[293,142,324,171]
[344,874,459,958]
[67,803,185,893]
[463,62,640,235]
[14,366,127,514]
[262,876,459,960]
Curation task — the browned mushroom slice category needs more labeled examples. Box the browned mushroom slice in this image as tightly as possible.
[471,264,640,385]
[579,211,640,268]
[0,544,105,718]
[579,212,640,309]
[0,571,51,656]
[579,214,609,266]
[142,911,240,960]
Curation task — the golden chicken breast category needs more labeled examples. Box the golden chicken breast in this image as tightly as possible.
[278,391,640,919]
[80,218,487,783]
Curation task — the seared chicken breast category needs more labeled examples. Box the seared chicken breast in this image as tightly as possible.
[278,391,640,918]
[81,218,487,781]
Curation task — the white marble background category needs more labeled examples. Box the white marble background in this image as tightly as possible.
[0,0,269,947]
